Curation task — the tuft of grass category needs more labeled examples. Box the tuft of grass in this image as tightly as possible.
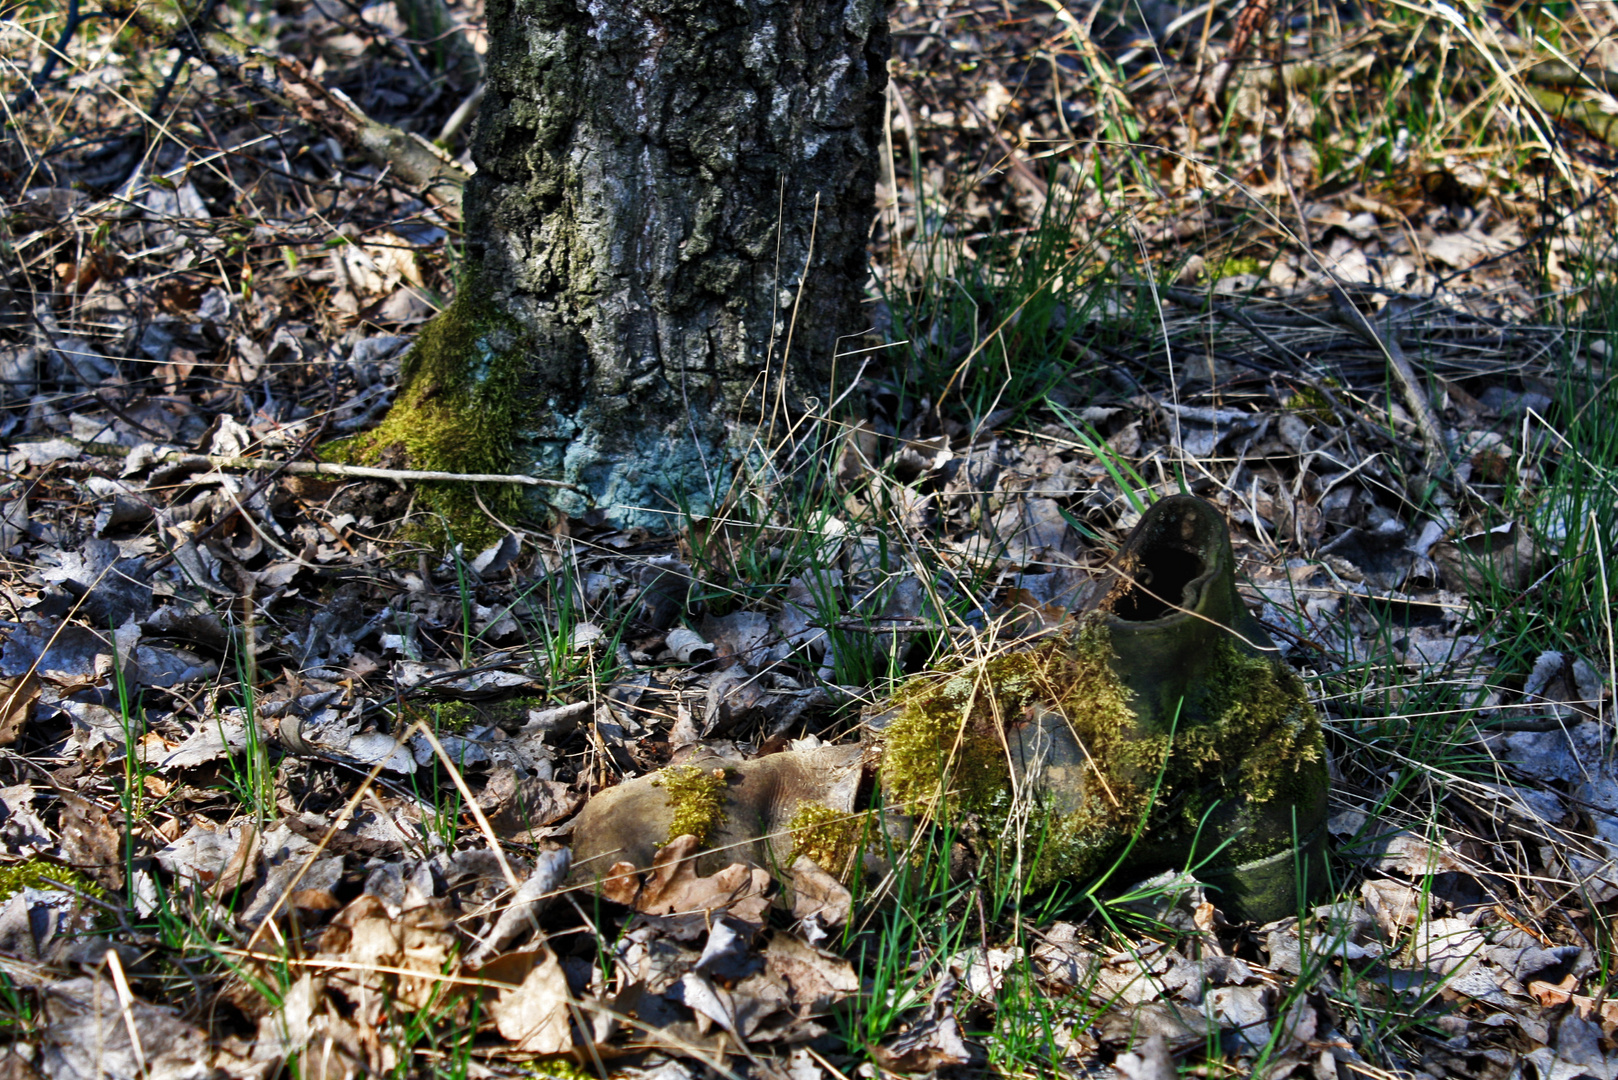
[839,811,974,1060]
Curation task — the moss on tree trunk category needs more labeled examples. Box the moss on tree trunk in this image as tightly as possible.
[355,0,888,538]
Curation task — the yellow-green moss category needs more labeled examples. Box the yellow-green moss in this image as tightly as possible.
[1207,256,1262,280]
[329,275,534,549]
[427,695,547,733]
[1285,378,1342,424]
[787,801,864,878]
[880,667,1012,817]
[521,1059,595,1080]
[878,614,1326,890]
[1041,634,1323,885]
[880,617,1141,823]
[1180,640,1322,807]
[0,859,105,902]
[655,765,730,845]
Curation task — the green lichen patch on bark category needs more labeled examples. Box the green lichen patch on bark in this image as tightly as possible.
[655,765,730,846]
[333,280,534,548]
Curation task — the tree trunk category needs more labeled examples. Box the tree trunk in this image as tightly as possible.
[352,0,888,536]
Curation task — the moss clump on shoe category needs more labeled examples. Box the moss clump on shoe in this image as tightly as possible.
[880,667,1015,818]
[654,765,730,845]
[873,496,1330,916]
[877,614,1152,882]
[1185,640,1323,807]
[878,616,1324,893]
[787,801,867,879]
[878,615,1142,817]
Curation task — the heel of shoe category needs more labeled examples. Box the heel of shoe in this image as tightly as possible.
[1199,820,1328,924]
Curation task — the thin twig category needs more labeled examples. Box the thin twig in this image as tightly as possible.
[11,0,93,111]
[1326,286,1448,475]
[167,453,588,493]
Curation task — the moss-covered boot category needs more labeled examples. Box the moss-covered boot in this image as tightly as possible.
[1008,494,1328,920]
[569,497,1327,923]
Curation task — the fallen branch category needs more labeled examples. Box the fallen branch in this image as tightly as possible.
[119,7,469,217]
[174,454,586,494]
[1327,287,1448,476]
[273,54,469,215]
[1155,284,1430,461]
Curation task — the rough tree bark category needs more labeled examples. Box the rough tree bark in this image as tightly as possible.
[349,0,888,535]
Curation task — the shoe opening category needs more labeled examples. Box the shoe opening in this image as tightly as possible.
[1108,544,1205,621]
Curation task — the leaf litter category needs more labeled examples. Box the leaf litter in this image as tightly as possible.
[0,0,1617,1077]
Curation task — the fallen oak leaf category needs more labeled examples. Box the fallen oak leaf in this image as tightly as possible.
[1528,974,1618,1027]
[786,856,851,931]
[315,893,462,1020]
[602,835,773,929]
[59,794,124,890]
[760,932,860,1019]
[487,946,574,1054]
[0,673,38,747]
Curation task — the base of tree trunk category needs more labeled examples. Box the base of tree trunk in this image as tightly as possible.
[330,273,788,544]
[343,0,888,540]
[325,278,533,547]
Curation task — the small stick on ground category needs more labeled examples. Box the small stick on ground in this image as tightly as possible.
[1327,286,1449,476]
[170,454,588,494]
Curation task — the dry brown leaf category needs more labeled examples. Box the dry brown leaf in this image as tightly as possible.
[316,894,461,1021]
[58,794,123,890]
[870,997,973,1072]
[40,977,214,1080]
[489,947,574,1054]
[330,231,425,299]
[1361,879,1422,940]
[786,856,851,927]
[600,860,644,907]
[464,848,572,968]
[606,835,773,927]
[763,933,860,1018]
[0,674,38,747]
[1114,1033,1176,1080]
[1366,830,1469,876]
[1528,973,1618,1027]
[1432,521,1539,593]
[482,773,582,839]
[210,824,260,901]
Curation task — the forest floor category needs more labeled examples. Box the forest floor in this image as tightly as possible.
[0,0,1616,1077]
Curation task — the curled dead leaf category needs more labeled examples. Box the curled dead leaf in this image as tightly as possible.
[786,856,851,929]
[488,947,574,1054]
[0,673,38,747]
[600,835,773,928]
[58,794,123,890]
[870,977,974,1073]
[316,893,461,1021]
